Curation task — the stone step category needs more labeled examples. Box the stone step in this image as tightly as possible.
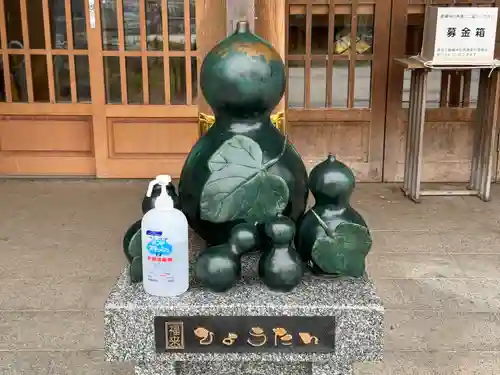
[353,351,500,375]
[0,350,134,375]
[1,350,499,375]
[0,311,104,351]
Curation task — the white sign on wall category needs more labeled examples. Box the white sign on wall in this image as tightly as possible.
[421,6,498,65]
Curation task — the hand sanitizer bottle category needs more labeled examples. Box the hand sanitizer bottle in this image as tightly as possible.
[142,175,189,297]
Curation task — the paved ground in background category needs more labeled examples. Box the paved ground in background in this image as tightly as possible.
[1,180,500,374]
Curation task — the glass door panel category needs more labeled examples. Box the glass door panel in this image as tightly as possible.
[99,0,198,105]
[0,0,91,104]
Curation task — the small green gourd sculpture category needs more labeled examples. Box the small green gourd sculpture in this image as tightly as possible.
[123,220,143,282]
[194,223,258,292]
[141,182,180,214]
[296,154,372,277]
[258,216,304,292]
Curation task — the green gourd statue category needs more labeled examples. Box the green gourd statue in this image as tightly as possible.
[295,154,372,277]
[178,21,308,247]
[258,216,304,292]
[194,223,258,292]
[123,220,143,282]
[123,220,141,263]
[141,182,180,214]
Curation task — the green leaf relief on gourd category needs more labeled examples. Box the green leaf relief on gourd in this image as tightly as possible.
[200,135,290,223]
[310,209,372,277]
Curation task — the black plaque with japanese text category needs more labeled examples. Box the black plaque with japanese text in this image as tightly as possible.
[154,316,335,353]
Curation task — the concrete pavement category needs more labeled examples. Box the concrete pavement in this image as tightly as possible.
[0,179,499,374]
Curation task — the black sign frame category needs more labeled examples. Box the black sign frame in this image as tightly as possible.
[154,315,335,353]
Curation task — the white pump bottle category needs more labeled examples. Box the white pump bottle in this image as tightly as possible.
[141,175,189,297]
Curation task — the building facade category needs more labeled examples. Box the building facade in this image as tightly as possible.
[0,0,498,182]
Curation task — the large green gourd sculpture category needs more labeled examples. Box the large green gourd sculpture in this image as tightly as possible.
[178,21,309,247]
[295,154,372,277]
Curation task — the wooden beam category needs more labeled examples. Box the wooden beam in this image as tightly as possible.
[255,0,286,113]
[195,0,227,115]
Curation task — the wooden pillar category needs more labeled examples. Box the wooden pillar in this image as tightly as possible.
[196,0,227,115]
[254,0,286,114]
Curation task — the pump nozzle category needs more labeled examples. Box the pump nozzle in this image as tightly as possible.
[146,174,172,197]
[155,184,174,210]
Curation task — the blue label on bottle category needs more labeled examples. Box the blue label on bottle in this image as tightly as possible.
[146,230,163,236]
[146,237,173,256]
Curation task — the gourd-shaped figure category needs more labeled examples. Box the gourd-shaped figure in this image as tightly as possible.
[258,216,304,292]
[194,223,258,292]
[178,21,308,246]
[296,154,372,277]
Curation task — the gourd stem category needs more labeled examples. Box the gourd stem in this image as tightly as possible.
[311,209,335,238]
[262,136,288,170]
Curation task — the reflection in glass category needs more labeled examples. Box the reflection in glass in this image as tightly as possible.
[311,15,328,54]
[9,55,27,102]
[333,12,374,56]
[331,61,348,107]
[31,55,49,102]
[190,0,196,50]
[311,60,326,108]
[146,0,164,51]
[469,69,480,108]
[401,70,410,108]
[49,0,68,49]
[168,0,185,51]
[402,70,410,108]
[28,1,45,49]
[104,56,121,103]
[354,61,371,108]
[191,57,198,103]
[53,55,71,102]
[357,13,374,55]
[333,15,351,55]
[101,0,119,50]
[75,55,91,102]
[402,70,442,109]
[288,11,306,54]
[126,57,143,104]
[287,60,305,107]
[426,70,441,108]
[169,57,186,104]
[148,57,165,104]
[72,0,88,49]
[5,1,23,46]
[124,0,140,51]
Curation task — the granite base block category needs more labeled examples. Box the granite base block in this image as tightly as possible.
[104,242,383,375]
[134,360,354,375]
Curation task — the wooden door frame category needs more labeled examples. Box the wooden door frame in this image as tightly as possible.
[383,0,408,182]
[0,0,96,176]
[284,0,392,181]
[88,0,203,178]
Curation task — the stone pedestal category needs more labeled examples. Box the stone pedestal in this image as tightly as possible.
[104,238,383,375]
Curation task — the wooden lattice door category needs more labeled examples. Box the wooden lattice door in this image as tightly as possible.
[0,0,96,176]
[285,0,392,181]
[88,0,200,177]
